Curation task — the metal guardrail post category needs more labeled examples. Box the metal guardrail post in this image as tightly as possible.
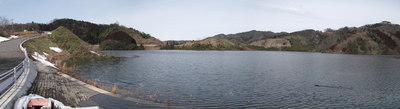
[0,34,46,102]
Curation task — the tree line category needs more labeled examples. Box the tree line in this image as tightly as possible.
[0,17,152,45]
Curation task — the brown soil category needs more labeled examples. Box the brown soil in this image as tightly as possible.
[250,38,291,48]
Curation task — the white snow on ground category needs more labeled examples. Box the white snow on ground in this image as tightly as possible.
[49,47,62,53]
[90,51,100,56]
[9,35,19,39]
[32,52,58,69]
[45,31,52,35]
[1,35,20,43]
[0,36,10,43]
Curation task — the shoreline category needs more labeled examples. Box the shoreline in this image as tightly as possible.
[64,72,186,109]
[105,49,400,57]
[30,61,187,109]
[20,33,187,108]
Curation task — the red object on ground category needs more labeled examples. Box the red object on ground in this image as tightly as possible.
[28,99,49,107]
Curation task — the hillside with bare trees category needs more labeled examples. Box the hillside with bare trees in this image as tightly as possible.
[167,21,400,55]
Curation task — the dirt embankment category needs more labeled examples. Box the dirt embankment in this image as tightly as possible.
[13,31,40,38]
[129,33,164,50]
[250,38,291,48]
[178,37,236,47]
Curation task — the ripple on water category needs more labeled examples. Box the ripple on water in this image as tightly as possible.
[76,50,400,108]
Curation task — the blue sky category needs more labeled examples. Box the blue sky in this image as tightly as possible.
[0,0,399,40]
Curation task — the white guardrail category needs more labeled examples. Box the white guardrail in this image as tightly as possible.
[0,34,46,100]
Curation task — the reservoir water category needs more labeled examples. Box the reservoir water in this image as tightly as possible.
[76,50,400,108]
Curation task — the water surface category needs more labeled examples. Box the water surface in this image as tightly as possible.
[76,50,400,108]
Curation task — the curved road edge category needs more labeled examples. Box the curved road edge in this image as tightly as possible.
[0,34,47,109]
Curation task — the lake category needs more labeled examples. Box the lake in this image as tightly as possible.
[76,50,400,108]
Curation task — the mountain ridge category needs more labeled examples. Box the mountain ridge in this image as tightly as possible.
[166,21,400,55]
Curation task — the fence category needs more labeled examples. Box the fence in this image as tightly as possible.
[0,34,45,100]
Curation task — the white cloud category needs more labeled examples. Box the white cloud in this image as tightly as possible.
[259,3,304,15]
[256,1,322,20]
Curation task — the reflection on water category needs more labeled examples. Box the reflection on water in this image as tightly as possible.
[76,50,400,108]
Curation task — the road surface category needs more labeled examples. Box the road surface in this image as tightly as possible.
[0,38,26,74]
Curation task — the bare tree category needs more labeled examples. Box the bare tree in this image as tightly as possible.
[324,28,334,32]
[0,16,11,27]
[0,16,11,37]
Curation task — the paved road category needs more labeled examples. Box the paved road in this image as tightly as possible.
[0,38,26,74]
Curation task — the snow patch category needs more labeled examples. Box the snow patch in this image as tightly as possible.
[32,52,58,69]
[9,35,19,39]
[45,31,52,35]
[0,35,20,43]
[90,51,100,56]
[49,47,62,53]
[0,36,10,43]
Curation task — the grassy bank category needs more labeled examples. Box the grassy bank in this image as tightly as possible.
[23,26,113,72]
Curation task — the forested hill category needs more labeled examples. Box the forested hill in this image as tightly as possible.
[2,17,399,54]
[38,19,155,45]
[1,18,163,50]
[168,21,400,55]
